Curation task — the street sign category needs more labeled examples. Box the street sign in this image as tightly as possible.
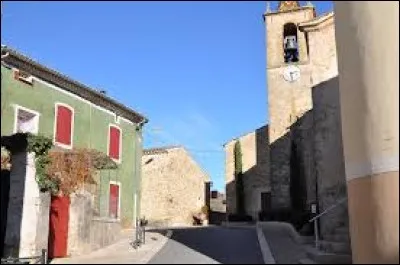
[311,204,317,214]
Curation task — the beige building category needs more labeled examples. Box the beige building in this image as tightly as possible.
[260,1,398,263]
[224,125,270,220]
[334,2,399,263]
[141,146,210,227]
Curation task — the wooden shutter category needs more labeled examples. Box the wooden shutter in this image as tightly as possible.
[55,105,73,146]
[109,184,120,218]
[108,126,121,160]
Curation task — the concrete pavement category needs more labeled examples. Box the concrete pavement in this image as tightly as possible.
[50,225,274,264]
[50,229,171,264]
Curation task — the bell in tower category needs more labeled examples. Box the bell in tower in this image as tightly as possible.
[283,23,299,63]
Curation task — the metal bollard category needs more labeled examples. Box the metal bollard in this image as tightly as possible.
[314,219,319,250]
[41,249,48,264]
[142,226,146,244]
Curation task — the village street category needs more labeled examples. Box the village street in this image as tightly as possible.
[149,226,265,264]
[51,226,268,264]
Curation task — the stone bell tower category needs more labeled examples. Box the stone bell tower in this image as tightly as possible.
[263,1,317,210]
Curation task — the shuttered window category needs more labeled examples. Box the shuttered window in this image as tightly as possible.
[109,183,120,219]
[54,104,74,148]
[108,125,121,161]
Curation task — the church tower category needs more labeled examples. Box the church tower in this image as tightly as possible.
[264,1,316,209]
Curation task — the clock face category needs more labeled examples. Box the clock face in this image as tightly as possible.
[283,65,301,83]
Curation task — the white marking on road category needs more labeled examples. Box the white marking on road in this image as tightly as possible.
[256,223,276,264]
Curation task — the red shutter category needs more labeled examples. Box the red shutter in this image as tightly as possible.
[55,105,73,146]
[109,184,119,218]
[109,126,121,160]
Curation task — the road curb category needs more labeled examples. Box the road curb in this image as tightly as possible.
[256,223,276,264]
[139,230,173,263]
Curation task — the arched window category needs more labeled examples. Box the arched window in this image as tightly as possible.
[283,23,299,63]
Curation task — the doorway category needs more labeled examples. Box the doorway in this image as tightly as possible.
[48,195,70,259]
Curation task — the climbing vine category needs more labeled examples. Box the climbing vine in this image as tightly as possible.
[26,133,57,193]
[234,141,245,215]
[1,146,12,171]
[46,148,116,195]
[2,132,117,195]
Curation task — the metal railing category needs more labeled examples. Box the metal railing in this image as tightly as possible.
[1,249,48,264]
[308,197,348,249]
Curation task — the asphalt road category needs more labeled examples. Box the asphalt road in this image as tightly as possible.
[148,226,265,264]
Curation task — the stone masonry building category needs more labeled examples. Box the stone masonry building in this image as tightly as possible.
[141,146,210,227]
[264,1,349,240]
[224,125,270,220]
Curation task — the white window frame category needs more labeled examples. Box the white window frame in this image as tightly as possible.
[107,124,122,164]
[13,104,40,134]
[53,102,75,150]
[109,180,121,220]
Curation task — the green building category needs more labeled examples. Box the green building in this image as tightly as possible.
[1,46,148,229]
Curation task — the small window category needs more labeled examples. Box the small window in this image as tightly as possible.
[14,106,39,134]
[108,125,122,162]
[109,182,120,219]
[54,103,74,149]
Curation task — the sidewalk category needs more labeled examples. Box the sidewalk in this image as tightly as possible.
[50,229,171,264]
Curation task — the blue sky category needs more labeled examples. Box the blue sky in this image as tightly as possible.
[2,1,333,192]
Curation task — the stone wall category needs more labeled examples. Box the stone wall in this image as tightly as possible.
[141,147,209,227]
[305,15,349,237]
[67,190,122,257]
[264,7,349,238]
[224,125,270,219]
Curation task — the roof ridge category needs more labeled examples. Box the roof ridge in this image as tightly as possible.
[143,145,182,155]
[2,46,148,124]
[223,124,268,147]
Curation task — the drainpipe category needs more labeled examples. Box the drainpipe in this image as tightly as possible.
[133,119,147,227]
[136,119,148,132]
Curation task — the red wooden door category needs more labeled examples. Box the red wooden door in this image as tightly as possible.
[48,195,70,258]
[109,184,119,219]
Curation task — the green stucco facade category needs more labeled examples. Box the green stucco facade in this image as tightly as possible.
[1,65,143,227]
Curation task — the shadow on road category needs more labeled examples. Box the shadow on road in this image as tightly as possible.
[147,226,264,264]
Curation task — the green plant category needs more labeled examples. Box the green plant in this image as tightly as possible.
[26,133,58,193]
[27,133,53,156]
[234,141,245,215]
[234,141,242,175]
[1,146,12,171]
[201,205,209,216]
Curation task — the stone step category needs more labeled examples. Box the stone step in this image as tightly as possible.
[298,258,318,264]
[305,246,352,264]
[319,240,351,254]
